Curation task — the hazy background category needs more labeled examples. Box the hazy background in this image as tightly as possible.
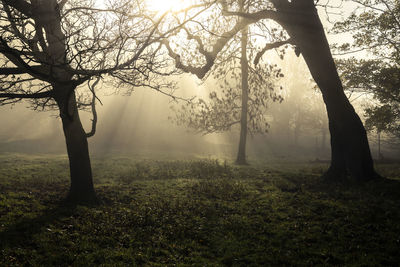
[2,53,398,162]
[1,2,399,162]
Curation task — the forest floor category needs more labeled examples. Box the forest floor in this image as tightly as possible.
[0,153,400,266]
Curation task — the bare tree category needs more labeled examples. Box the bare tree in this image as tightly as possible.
[164,0,287,164]
[171,26,283,164]
[0,0,188,203]
[164,0,379,181]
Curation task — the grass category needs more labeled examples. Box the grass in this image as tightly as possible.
[1,153,400,266]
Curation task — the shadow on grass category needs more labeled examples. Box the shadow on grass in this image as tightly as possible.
[302,174,400,205]
[364,176,400,198]
[0,202,78,249]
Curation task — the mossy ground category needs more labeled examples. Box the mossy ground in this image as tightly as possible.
[1,153,400,266]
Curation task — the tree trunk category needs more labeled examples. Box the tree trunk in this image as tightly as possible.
[275,0,378,180]
[55,85,97,203]
[236,26,249,165]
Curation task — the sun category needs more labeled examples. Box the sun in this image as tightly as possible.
[146,0,194,13]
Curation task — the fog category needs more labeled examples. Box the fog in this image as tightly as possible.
[4,0,393,162]
[2,53,397,162]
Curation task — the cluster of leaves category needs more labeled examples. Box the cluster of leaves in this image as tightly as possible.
[174,64,283,135]
[337,58,400,135]
[1,154,400,265]
[333,0,400,136]
[333,0,399,61]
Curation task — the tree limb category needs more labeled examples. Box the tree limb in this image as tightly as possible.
[2,0,34,18]
[162,1,287,79]
[254,38,293,65]
[162,15,256,79]
[0,66,47,75]
[0,91,53,99]
[0,37,51,82]
[85,77,100,138]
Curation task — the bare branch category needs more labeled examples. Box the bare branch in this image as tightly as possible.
[85,77,100,138]
[162,16,256,79]
[0,90,53,99]
[0,37,51,82]
[0,65,50,75]
[254,38,293,65]
[2,0,34,17]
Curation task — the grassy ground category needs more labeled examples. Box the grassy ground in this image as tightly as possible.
[0,153,400,266]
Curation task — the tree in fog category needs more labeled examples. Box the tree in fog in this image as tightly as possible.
[337,59,400,160]
[334,0,400,140]
[171,2,284,164]
[269,63,328,155]
[0,0,183,202]
[164,0,378,181]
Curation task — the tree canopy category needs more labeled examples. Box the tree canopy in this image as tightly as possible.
[334,0,400,137]
[0,0,194,202]
[0,0,181,108]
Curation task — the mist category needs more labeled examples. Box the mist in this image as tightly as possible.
[1,55,397,162]
[2,0,400,265]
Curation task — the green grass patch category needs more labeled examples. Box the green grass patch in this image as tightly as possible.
[1,154,400,266]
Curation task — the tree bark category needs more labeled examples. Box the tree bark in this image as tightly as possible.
[236,26,249,165]
[54,85,97,203]
[274,0,378,180]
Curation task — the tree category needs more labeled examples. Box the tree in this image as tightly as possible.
[271,61,329,154]
[164,0,378,181]
[0,0,184,203]
[333,0,400,137]
[338,59,400,136]
[171,16,283,165]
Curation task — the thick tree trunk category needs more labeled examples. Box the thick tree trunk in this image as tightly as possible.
[275,0,378,180]
[55,85,97,203]
[236,26,249,165]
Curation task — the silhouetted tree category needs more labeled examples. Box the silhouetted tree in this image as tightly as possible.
[334,0,400,138]
[0,0,184,203]
[164,0,378,181]
[172,25,283,164]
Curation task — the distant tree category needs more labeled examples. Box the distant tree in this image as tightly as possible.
[337,60,400,151]
[267,59,329,156]
[164,0,378,181]
[333,0,400,137]
[0,0,184,203]
[364,104,396,159]
[337,60,400,136]
[280,81,328,151]
[172,21,283,165]
[333,0,399,61]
